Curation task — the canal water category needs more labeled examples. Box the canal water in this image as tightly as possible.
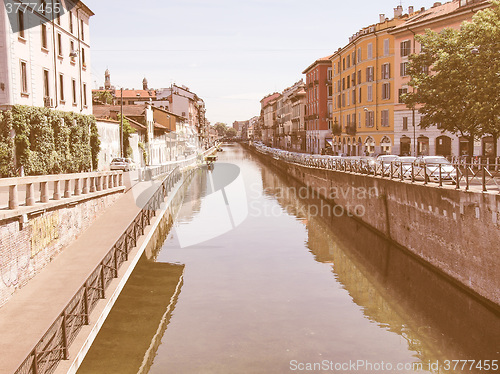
[78,144,499,374]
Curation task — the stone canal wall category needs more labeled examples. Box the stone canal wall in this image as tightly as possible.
[252,148,500,307]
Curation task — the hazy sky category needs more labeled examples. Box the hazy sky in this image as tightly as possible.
[84,0,443,125]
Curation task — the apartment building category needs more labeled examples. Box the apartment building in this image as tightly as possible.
[331,7,409,156]
[260,92,280,146]
[303,55,333,154]
[0,0,94,114]
[390,0,493,157]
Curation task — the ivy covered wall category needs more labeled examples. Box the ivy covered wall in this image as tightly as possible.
[0,105,100,177]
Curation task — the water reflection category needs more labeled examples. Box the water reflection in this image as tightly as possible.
[78,144,499,374]
[258,152,500,367]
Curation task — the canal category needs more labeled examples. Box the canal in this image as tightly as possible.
[78,144,499,374]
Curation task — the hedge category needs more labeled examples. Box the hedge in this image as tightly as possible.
[0,105,100,177]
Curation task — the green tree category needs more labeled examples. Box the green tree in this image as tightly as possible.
[92,90,113,105]
[226,127,237,138]
[214,122,227,137]
[117,114,136,158]
[403,1,500,157]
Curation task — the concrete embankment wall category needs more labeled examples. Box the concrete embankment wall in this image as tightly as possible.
[0,193,121,306]
[252,149,500,307]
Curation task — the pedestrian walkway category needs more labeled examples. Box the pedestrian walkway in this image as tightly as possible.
[0,171,163,374]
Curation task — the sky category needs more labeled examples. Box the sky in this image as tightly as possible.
[84,0,444,125]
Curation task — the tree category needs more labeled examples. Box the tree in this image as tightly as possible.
[403,0,500,157]
[226,127,237,138]
[92,91,113,105]
[214,122,227,137]
[117,114,136,158]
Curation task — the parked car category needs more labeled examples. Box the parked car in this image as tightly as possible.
[376,155,399,176]
[110,157,131,172]
[394,156,417,178]
[415,156,457,182]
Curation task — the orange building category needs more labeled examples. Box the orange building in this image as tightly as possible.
[330,6,410,156]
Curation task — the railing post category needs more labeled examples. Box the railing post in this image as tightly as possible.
[96,176,102,191]
[74,178,81,196]
[113,248,118,278]
[482,164,487,192]
[82,177,90,194]
[100,263,105,298]
[455,164,460,190]
[83,282,90,325]
[424,165,428,185]
[8,185,19,209]
[411,163,415,183]
[32,347,39,374]
[26,183,35,206]
[61,312,69,360]
[390,162,393,180]
[53,180,61,200]
[465,164,470,190]
[40,182,49,203]
[439,164,443,187]
[64,180,72,198]
[400,162,403,181]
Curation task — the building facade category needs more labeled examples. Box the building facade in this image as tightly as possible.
[391,0,495,157]
[0,0,94,114]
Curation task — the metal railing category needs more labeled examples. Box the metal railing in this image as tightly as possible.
[254,144,500,193]
[14,167,183,374]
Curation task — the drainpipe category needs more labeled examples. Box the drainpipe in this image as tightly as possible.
[51,17,58,107]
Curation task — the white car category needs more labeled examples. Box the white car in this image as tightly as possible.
[110,158,131,171]
[415,156,457,182]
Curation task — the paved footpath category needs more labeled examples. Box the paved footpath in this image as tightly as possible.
[0,170,162,374]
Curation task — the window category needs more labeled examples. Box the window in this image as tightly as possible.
[400,62,409,76]
[382,63,391,79]
[347,77,350,89]
[366,66,374,82]
[381,110,389,127]
[342,93,345,107]
[367,43,373,59]
[365,111,374,127]
[342,78,345,91]
[358,87,362,103]
[81,48,86,67]
[352,73,356,86]
[352,51,356,64]
[342,58,345,71]
[18,11,25,39]
[20,61,28,94]
[384,39,390,56]
[382,83,391,100]
[352,89,356,105]
[70,40,75,62]
[401,40,411,57]
[327,68,332,81]
[57,33,63,57]
[41,24,48,49]
[337,80,341,93]
[72,79,77,105]
[346,55,350,69]
[403,116,408,131]
[328,85,333,97]
[43,69,50,98]
[367,85,373,102]
[80,19,84,40]
[357,47,362,62]
[357,70,361,85]
[69,11,73,33]
[337,95,341,108]
[59,74,65,102]
[398,88,408,103]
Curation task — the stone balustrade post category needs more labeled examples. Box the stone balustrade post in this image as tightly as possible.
[82,178,89,194]
[64,180,72,198]
[53,180,61,200]
[40,182,49,203]
[74,178,81,196]
[108,174,113,189]
[89,176,96,193]
[102,176,107,190]
[26,183,36,206]
[9,185,19,209]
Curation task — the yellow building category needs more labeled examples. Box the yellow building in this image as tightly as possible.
[330,7,409,156]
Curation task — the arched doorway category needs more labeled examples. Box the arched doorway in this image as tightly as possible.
[400,136,411,156]
[342,137,346,155]
[381,136,392,155]
[365,137,375,155]
[347,138,352,155]
[436,135,452,156]
[357,137,362,156]
[417,136,429,156]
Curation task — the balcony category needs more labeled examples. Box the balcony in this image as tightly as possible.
[345,124,357,136]
[331,123,341,136]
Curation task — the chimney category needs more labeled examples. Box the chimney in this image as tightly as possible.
[433,2,442,8]
[394,5,403,17]
[421,7,425,12]
[409,5,414,13]
[379,13,385,23]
